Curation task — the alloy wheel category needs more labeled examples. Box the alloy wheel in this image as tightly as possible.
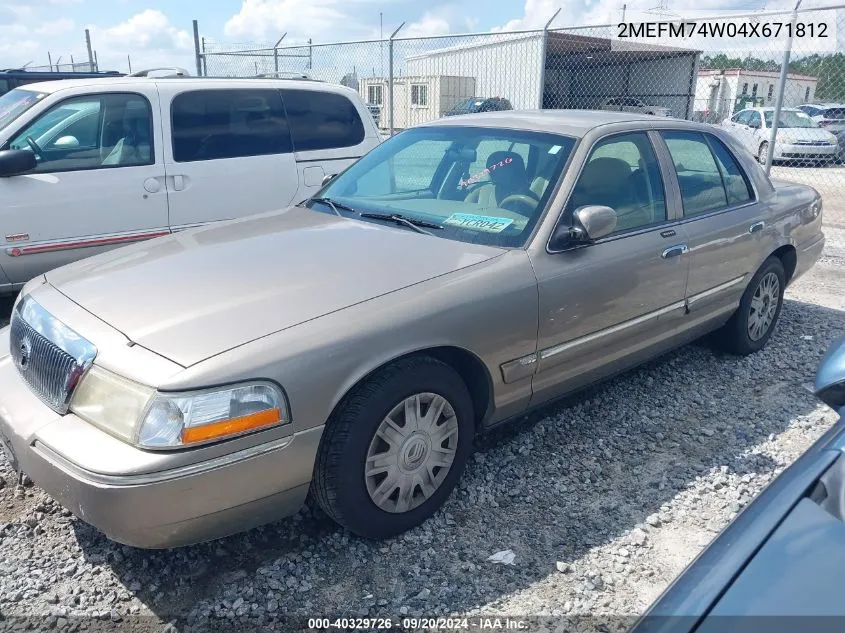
[748,271,780,341]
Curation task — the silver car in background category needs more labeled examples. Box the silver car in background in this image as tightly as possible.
[0,110,825,548]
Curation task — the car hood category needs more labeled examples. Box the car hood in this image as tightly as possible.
[777,127,837,142]
[46,208,504,367]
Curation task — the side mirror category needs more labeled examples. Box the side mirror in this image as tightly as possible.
[815,338,845,409]
[322,173,336,186]
[0,149,37,178]
[548,205,617,251]
[573,205,617,240]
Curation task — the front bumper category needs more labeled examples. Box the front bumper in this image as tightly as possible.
[772,142,838,160]
[0,331,321,549]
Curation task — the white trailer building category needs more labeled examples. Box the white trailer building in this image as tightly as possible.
[694,68,820,122]
[359,75,476,129]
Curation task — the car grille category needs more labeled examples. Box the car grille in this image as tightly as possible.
[795,141,830,146]
[10,297,97,414]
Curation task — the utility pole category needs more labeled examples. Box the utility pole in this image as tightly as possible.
[85,29,94,71]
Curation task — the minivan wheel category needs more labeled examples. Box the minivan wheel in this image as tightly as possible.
[715,256,786,355]
[312,357,474,539]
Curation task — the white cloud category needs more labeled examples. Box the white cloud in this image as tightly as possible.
[493,0,563,31]
[224,0,354,41]
[88,10,194,73]
[35,17,75,36]
[404,11,453,38]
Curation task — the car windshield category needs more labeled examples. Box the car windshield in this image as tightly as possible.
[0,89,47,133]
[764,110,818,128]
[312,126,577,247]
[451,98,482,113]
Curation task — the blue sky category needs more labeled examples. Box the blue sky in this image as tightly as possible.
[0,0,810,74]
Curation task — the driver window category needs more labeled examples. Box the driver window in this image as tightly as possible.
[566,132,666,234]
[7,93,153,173]
[748,111,762,128]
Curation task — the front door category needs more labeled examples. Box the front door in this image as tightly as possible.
[0,88,169,285]
[158,86,299,230]
[529,131,689,405]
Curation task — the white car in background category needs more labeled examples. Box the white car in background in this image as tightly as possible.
[721,106,838,164]
[600,97,671,117]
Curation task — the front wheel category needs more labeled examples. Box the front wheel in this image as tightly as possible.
[312,357,475,539]
[715,256,786,355]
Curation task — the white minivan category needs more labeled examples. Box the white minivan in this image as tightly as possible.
[0,77,381,293]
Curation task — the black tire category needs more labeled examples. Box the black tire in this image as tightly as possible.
[312,356,475,539]
[758,142,769,165]
[715,256,786,355]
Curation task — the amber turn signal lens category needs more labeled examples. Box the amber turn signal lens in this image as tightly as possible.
[181,408,281,444]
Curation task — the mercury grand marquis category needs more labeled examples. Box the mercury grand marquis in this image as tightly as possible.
[0,110,825,548]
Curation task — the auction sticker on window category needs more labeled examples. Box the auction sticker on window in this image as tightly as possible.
[443,213,514,233]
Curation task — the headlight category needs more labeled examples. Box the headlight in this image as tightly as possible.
[70,366,289,449]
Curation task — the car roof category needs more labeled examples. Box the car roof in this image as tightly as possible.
[11,76,349,95]
[416,109,677,137]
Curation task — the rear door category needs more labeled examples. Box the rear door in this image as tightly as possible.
[159,85,298,230]
[281,87,379,203]
[0,84,169,285]
[658,130,765,321]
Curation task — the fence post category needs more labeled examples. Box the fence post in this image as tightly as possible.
[48,52,53,72]
[193,20,203,77]
[538,8,561,109]
[273,33,287,75]
[765,0,803,174]
[388,22,405,137]
[201,38,208,76]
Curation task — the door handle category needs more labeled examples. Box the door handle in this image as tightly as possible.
[170,175,186,191]
[749,221,765,234]
[662,244,689,259]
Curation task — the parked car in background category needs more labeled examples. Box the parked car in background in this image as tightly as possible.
[601,97,671,116]
[0,110,824,548]
[630,338,845,633]
[0,68,123,98]
[0,77,380,294]
[796,102,845,131]
[797,103,845,163]
[721,107,839,165]
[444,96,513,116]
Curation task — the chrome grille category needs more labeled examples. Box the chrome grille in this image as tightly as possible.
[9,296,97,414]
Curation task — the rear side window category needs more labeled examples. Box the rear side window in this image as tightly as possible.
[281,89,365,152]
[171,89,292,162]
[824,108,845,119]
[662,131,731,216]
[706,135,753,205]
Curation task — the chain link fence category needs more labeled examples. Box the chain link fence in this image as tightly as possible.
[201,5,845,210]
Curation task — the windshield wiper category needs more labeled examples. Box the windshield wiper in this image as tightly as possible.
[359,213,443,236]
[301,197,356,216]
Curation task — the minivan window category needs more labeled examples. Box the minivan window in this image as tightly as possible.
[8,93,154,172]
[0,89,47,132]
[281,89,365,152]
[171,89,293,162]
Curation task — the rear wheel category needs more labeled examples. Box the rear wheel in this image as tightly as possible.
[312,357,475,538]
[715,256,786,355]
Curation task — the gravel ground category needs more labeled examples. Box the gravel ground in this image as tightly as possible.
[1,210,844,631]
